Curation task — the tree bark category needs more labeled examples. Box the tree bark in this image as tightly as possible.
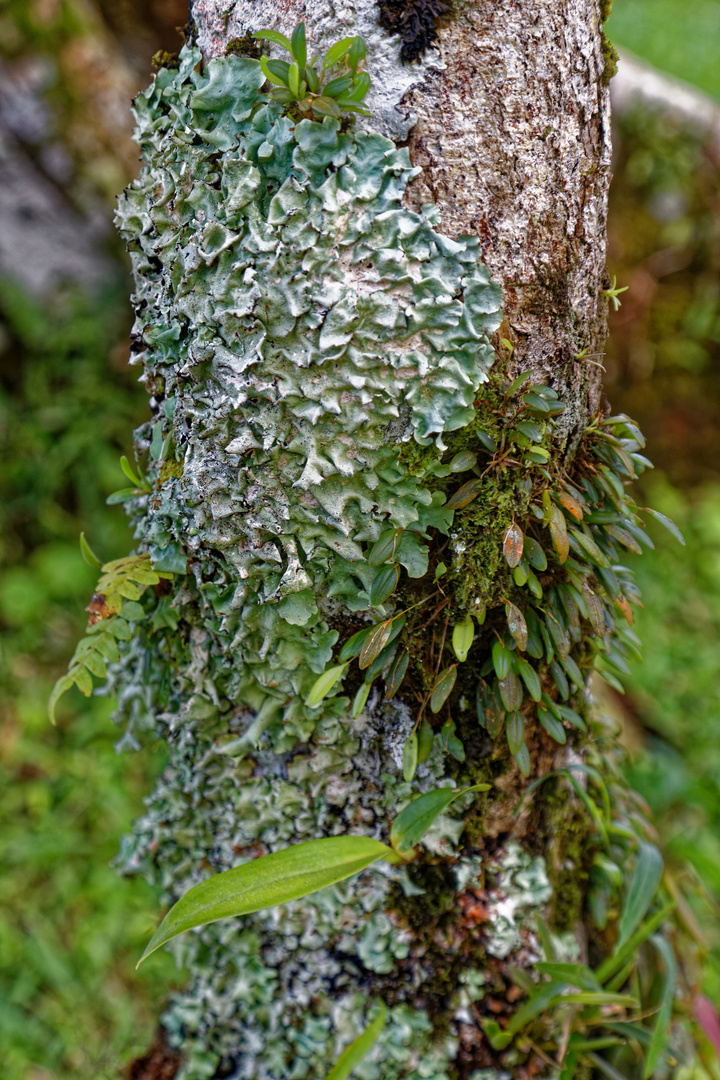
[112,4,680,1079]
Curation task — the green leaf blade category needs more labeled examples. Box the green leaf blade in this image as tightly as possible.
[390,783,489,854]
[617,842,664,950]
[326,1003,387,1080]
[138,836,392,967]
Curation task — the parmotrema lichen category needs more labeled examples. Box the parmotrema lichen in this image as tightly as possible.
[109,43,537,1080]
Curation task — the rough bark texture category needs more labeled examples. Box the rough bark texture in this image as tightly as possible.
[108,4,680,1080]
[191,0,611,435]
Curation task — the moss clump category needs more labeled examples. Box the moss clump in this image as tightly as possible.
[600,29,619,85]
[225,34,262,59]
[151,50,179,72]
[157,459,183,485]
[540,783,593,932]
[599,0,613,21]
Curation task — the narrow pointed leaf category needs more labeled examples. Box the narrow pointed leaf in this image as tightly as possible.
[339,626,373,662]
[352,682,371,718]
[402,729,418,781]
[417,717,434,763]
[327,1004,387,1080]
[323,37,354,67]
[391,783,490,854]
[79,532,102,568]
[643,935,677,1079]
[644,508,685,546]
[524,536,547,570]
[513,742,531,776]
[617,842,664,949]
[139,836,393,966]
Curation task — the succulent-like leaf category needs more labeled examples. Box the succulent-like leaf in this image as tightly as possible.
[430,666,457,713]
[503,523,524,568]
[505,602,528,651]
[447,478,483,510]
[358,620,393,670]
[452,616,475,662]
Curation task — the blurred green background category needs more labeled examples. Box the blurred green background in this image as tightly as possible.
[0,0,719,1077]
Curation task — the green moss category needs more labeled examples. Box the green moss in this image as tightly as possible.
[541,783,593,932]
[158,459,183,484]
[599,0,613,21]
[224,34,261,59]
[600,29,619,85]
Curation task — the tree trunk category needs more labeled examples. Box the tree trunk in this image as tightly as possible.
[112,3,684,1078]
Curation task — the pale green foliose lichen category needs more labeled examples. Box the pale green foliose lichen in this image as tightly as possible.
[110,43,512,1078]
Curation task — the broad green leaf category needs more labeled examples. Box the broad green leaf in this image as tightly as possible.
[430,665,457,713]
[254,29,293,52]
[506,371,531,396]
[120,600,145,621]
[476,430,497,453]
[347,35,366,73]
[503,523,524,567]
[644,507,685,546]
[643,935,676,1079]
[522,391,550,413]
[73,665,93,696]
[402,730,418,782]
[391,783,490,854]
[440,717,465,761]
[290,23,307,66]
[326,1003,387,1080]
[583,582,606,635]
[80,650,106,679]
[79,531,102,568]
[452,616,475,662]
[138,836,393,966]
[107,616,132,640]
[307,664,347,707]
[617,842,664,949]
[345,69,369,99]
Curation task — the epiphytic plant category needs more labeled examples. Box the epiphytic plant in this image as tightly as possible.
[255,23,371,119]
